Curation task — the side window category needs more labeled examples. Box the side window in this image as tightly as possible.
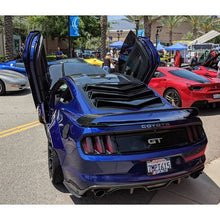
[54,82,73,106]
[153,71,165,78]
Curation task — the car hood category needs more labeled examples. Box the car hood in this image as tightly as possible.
[0,69,26,79]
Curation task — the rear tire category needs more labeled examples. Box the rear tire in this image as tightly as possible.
[0,80,6,96]
[48,141,64,184]
[164,88,182,107]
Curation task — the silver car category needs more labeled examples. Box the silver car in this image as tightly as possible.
[0,69,29,95]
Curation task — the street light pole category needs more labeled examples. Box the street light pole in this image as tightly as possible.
[135,19,140,36]
[155,25,162,49]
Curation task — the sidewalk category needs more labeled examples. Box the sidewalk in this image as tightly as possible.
[148,157,220,204]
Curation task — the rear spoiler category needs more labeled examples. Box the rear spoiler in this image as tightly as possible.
[77,107,199,127]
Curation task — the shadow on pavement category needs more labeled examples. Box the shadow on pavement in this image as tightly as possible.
[198,104,220,116]
[52,183,69,194]
[5,88,31,96]
[69,173,220,204]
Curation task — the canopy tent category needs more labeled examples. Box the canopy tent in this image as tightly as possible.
[109,41,123,48]
[165,42,187,51]
[216,46,220,50]
[156,44,165,51]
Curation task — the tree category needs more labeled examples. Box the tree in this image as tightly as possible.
[100,16,107,59]
[160,16,185,45]
[143,16,162,40]
[199,16,220,33]
[4,16,13,61]
[27,16,101,53]
[73,16,101,50]
[13,16,29,42]
[185,16,204,39]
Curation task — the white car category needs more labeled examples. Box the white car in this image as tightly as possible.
[0,69,29,95]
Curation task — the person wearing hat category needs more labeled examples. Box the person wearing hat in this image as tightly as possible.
[103,52,115,73]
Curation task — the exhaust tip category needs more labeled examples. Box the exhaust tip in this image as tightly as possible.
[93,190,106,198]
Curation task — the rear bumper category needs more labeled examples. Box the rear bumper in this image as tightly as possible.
[63,163,205,198]
[62,153,206,198]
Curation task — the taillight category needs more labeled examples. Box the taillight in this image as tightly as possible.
[186,125,205,143]
[81,135,117,155]
[104,135,116,154]
[94,136,105,154]
[82,137,94,154]
[189,86,204,91]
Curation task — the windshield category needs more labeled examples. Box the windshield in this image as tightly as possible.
[49,62,106,87]
[169,69,210,83]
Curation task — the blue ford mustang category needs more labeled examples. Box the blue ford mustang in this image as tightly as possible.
[23,31,207,198]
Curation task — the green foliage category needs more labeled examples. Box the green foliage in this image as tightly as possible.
[13,16,29,42]
[27,16,69,40]
[160,16,185,30]
[46,54,68,61]
[0,55,6,63]
[72,16,101,49]
[181,32,194,41]
[27,16,101,50]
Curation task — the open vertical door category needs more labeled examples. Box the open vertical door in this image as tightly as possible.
[23,31,51,123]
[119,31,160,84]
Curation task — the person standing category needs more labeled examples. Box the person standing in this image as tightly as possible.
[174,50,181,67]
[55,46,64,60]
[217,60,220,78]
[102,52,115,73]
[190,52,198,67]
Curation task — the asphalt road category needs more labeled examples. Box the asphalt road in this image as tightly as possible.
[0,89,220,204]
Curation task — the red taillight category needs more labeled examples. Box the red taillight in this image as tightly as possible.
[82,137,93,154]
[94,136,105,154]
[81,135,116,155]
[104,135,116,154]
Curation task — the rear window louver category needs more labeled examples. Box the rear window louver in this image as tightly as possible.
[83,82,163,109]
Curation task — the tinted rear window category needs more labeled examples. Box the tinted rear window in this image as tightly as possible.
[169,69,210,83]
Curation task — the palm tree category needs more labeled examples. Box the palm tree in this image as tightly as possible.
[143,16,162,40]
[160,16,185,45]
[199,16,220,33]
[100,15,107,59]
[185,16,204,39]
[4,16,14,61]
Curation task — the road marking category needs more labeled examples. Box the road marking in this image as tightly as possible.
[0,121,41,138]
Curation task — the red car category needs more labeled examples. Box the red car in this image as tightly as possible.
[149,67,220,107]
[192,65,217,78]
[191,51,220,78]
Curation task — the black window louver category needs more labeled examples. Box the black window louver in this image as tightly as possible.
[83,81,163,109]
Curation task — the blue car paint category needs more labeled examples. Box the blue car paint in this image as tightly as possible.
[0,60,27,76]
[23,31,207,197]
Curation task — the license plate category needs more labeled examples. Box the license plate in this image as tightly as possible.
[213,94,220,99]
[147,158,171,176]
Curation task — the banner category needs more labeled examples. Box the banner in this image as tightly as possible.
[69,16,79,37]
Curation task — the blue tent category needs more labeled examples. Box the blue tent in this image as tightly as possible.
[165,42,187,51]
[156,44,165,51]
[109,41,123,48]
[216,46,220,50]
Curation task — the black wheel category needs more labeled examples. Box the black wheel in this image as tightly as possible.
[48,141,64,184]
[0,80,6,96]
[164,88,182,107]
